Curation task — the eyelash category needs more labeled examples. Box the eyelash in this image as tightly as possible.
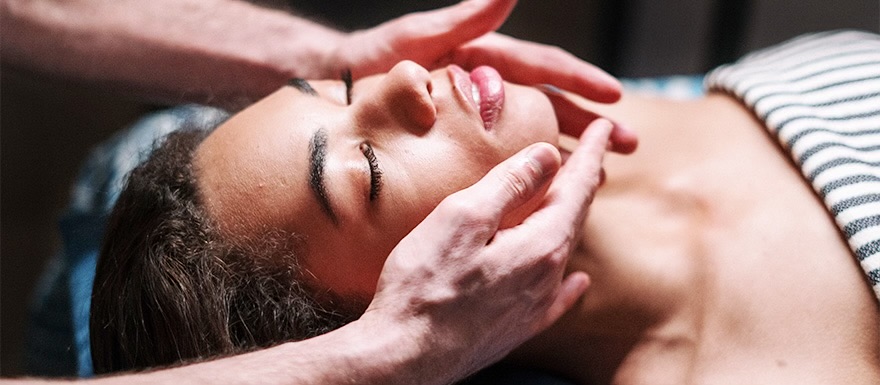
[341,69,353,105]
[344,71,381,202]
[360,142,383,201]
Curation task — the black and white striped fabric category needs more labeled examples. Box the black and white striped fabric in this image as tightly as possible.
[705,30,880,301]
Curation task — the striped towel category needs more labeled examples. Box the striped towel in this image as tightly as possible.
[705,30,880,301]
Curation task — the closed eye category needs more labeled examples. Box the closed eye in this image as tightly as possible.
[360,142,383,201]
[342,69,353,105]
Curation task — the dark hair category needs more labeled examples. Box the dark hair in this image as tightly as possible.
[90,125,361,373]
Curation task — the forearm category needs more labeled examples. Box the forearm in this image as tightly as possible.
[5,315,457,385]
[154,316,442,385]
[223,314,462,385]
[0,0,343,108]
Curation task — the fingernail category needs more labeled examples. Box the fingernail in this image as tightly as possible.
[524,143,559,178]
[597,118,615,133]
[539,84,564,95]
[582,119,612,140]
[612,120,634,136]
[594,118,612,130]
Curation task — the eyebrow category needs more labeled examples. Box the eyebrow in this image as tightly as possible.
[308,128,339,225]
[288,78,318,96]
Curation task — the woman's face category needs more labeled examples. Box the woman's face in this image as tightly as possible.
[195,60,557,298]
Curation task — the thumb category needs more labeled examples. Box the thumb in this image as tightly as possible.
[380,142,559,270]
[438,142,561,237]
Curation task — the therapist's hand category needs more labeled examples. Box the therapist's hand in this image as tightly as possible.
[0,122,612,385]
[362,119,615,384]
[322,0,621,103]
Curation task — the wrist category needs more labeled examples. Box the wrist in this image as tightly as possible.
[260,9,346,81]
[320,313,456,385]
[182,0,347,105]
[137,314,450,385]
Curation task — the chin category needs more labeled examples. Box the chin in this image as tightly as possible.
[497,83,559,150]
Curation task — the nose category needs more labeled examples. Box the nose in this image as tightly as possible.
[353,61,436,134]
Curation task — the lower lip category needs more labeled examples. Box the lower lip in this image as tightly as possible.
[450,65,505,131]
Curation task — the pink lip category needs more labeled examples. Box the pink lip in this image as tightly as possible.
[448,65,505,131]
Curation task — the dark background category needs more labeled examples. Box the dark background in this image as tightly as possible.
[2,0,878,376]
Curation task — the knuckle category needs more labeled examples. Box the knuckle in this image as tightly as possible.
[437,194,492,225]
[536,235,573,266]
[498,167,535,202]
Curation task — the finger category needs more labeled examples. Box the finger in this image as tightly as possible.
[528,119,613,227]
[542,85,603,137]
[452,33,621,103]
[608,123,639,155]
[367,0,517,71]
[560,148,571,164]
[542,86,638,154]
[533,272,590,333]
[434,142,561,238]
[493,119,610,260]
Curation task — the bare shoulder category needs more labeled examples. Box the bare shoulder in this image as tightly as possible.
[520,91,880,384]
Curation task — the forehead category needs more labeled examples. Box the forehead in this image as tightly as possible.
[193,86,337,239]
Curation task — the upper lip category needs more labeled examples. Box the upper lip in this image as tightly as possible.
[448,65,479,114]
[447,65,504,131]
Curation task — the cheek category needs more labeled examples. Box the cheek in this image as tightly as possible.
[382,142,496,229]
[376,129,517,238]
[499,85,559,149]
[411,144,499,197]
[357,136,524,292]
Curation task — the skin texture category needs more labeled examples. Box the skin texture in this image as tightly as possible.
[0,0,620,109]
[4,105,617,385]
[196,61,561,297]
[512,93,880,384]
[200,73,880,383]
[2,0,631,381]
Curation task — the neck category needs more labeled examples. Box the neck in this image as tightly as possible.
[504,94,880,385]
[507,233,705,384]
